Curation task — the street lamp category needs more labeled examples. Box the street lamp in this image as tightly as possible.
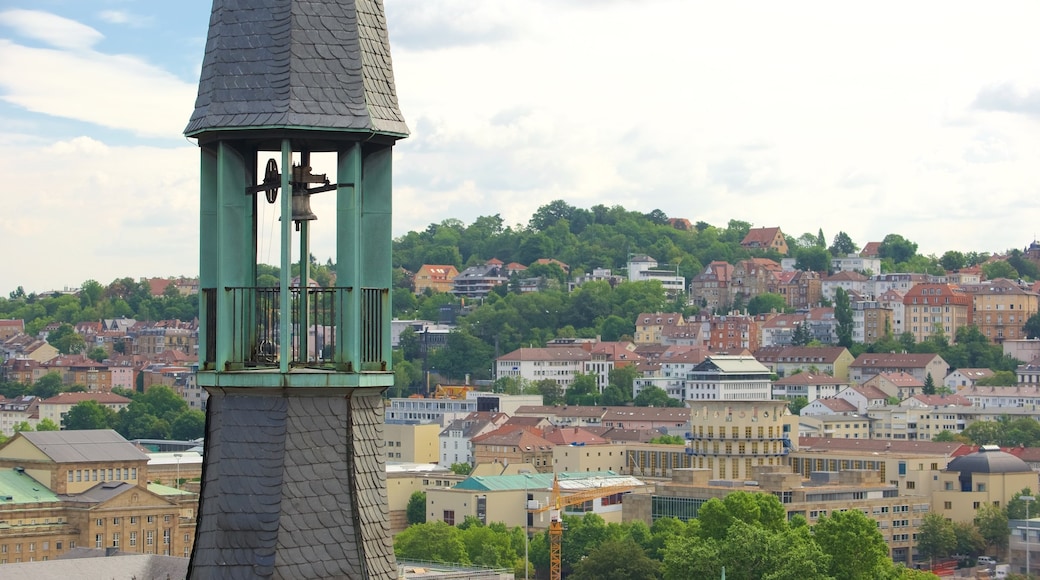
[1024,495,1035,577]
[174,453,183,490]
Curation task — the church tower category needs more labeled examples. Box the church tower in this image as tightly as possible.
[184,1,407,577]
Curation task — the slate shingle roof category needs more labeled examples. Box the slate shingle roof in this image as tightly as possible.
[185,0,409,139]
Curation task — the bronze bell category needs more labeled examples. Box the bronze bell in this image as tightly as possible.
[290,192,317,222]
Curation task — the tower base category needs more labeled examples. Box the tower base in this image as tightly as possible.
[188,386,396,579]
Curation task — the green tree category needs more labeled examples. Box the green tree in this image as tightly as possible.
[570,539,659,580]
[450,463,472,475]
[534,379,564,405]
[33,372,65,399]
[829,231,858,256]
[171,410,206,440]
[814,508,890,579]
[916,512,956,564]
[36,418,59,431]
[662,534,721,580]
[633,385,682,407]
[394,521,468,564]
[787,396,809,416]
[791,322,812,346]
[794,246,831,273]
[1007,488,1037,520]
[565,373,600,406]
[879,234,919,265]
[974,503,1009,557]
[63,400,118,430]
[952,520,986,559]
[87,346,108,363]
[834,287,854,348]
[1024,312,1040,339]
[982,260,1018,280]
[923,373,936,395]
[406,491,427,525]
[939,251,966,271]
[47,323,85,354]
[747,292,787,315]
[606,365,638,404]
[648,434,685,445]
[13,421,33,433]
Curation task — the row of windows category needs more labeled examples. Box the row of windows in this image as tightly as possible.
[1,540,69,553]
[68,467,137,483]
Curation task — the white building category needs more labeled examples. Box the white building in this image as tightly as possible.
[831,254,881,275]
[683,355,772,401]
[438,412,507,466]
[385,392,542,426]
[627,255,686,297]
[495,345,591,390]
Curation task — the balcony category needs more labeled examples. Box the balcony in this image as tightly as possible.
[202,286,386,371]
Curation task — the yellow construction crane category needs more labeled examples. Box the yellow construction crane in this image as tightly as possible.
[530,474,637,580]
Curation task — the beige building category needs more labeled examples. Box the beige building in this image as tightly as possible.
[623,466,926,564]
[0,430,197,563]
[753,346,854,380]
[797,414,871,440]
[37,392,131,428]
[849,353,949,385]
[932,446,1037,522]
[790,437,967,497]
[961,278,1039,344]
[684,399,795,481]
[471,428,556,473]
[385,464,462,534]
[427,472,644,531]
[633,312,685,345]
[553,444,627,474]
[384,423,440,464]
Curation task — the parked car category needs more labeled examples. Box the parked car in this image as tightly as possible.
[977,556,996,567]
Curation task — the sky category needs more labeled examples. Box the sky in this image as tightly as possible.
[2,1,1040,294]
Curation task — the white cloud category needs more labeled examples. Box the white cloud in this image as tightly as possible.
[0,39,196,138]
[0,9,103,50]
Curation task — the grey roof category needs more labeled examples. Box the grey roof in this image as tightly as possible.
[947,447,1032,474]
[184,0,409,139]
[16,430,150,463]
[1,551,187,579]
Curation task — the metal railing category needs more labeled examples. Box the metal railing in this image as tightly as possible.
[202,286,386,370]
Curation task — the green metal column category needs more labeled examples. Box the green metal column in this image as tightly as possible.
[360,145,394,364]
[215,141,255,370]
[198,146,218,370]
[336,143,362,371]
[279,140,292,373]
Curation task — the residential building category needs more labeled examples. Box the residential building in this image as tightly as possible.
[585,341,643,393]
[568,268,625,291]
[960,278,1039,343]
[495,345,591,391]
[385,392,541,426]
[689,261,734,312]
[0,320,24,341]
[961,385,1040,409]
[775,269,822,310]
[0,396,38,435]
[800,396,861,419]
[849,353,949,385]
[862,372,925,400]
[552,443,628,473]
[412,264,459,295]
[1,334,58,363]
[470,427,556,472]
[757,313,804,347]
[877,289,908,336]
[821,271,870,302]
[772,373,850,403]
[633,312,685,345]
[831,254,881,275]
[627,255,686,297]
[438,412,509,467]
[689,313,759,352]
[832,385,891,413]
[1018,357,1040,384]
[730,258,782,305]
[870,273,932,299]
[1004,339,1040,365]
[740,226,788,255]
[752,345,854,379]
[384,423,441,464]
[944,368,994,390]
[902,283,973,343]
[451,262,508,299]
[852,300,894,344]
[796,412,871,440]
[37,392,131,428]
